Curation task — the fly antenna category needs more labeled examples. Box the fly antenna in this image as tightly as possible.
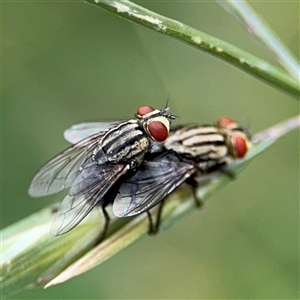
[163,98,178,120]
[164,98,169,109]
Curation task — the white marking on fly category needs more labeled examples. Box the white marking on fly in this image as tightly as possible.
[167,126,219,145]
[216,47,223,52]
[184,134,224,147]
[106,128,145,158]
[129,137,149,158]
[102,121,138,146]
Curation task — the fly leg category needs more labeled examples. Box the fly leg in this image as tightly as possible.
[93,206,110,246]
[207,162,236,180]
[153,200,165,234]
[146,210,156,235]
[222,169,236,179]
[185,177,204,209]
[146,200,165,235]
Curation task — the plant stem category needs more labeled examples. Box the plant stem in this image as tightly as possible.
[217,0,300,80]
[86,0,299,99]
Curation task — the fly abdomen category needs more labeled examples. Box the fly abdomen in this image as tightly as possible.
[165,125,229,161]
[188,144,228,160]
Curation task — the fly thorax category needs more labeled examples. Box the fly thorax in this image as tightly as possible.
[94,120,150,165]
[109,136,149,163]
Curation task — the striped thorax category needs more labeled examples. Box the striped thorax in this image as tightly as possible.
[93,105,175,167]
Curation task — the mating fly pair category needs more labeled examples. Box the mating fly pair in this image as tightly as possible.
[29,106,252,238]
[29,105,175,238]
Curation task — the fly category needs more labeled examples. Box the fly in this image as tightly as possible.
[28,105,175,238]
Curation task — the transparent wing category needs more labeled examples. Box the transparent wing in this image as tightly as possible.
[28,132,104,197]
[113,152,196,217]
[64,121,120,144]
[51,157,129,235]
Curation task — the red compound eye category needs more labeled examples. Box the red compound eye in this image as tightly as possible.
[233,136,248,158]
[217,117,235,127]
[137,105,154,116]
[148,121,168,142]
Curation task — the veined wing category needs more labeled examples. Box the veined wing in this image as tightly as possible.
[51,157,129,235]
[28,132,104,197]
[64,121,119,144]
[113,152,196,217]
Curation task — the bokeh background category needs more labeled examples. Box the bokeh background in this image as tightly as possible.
[2,1,299,299]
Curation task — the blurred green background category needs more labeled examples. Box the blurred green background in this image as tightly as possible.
[2,1,299,299]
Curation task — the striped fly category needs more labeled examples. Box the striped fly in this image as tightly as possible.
[28,105,175,236]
